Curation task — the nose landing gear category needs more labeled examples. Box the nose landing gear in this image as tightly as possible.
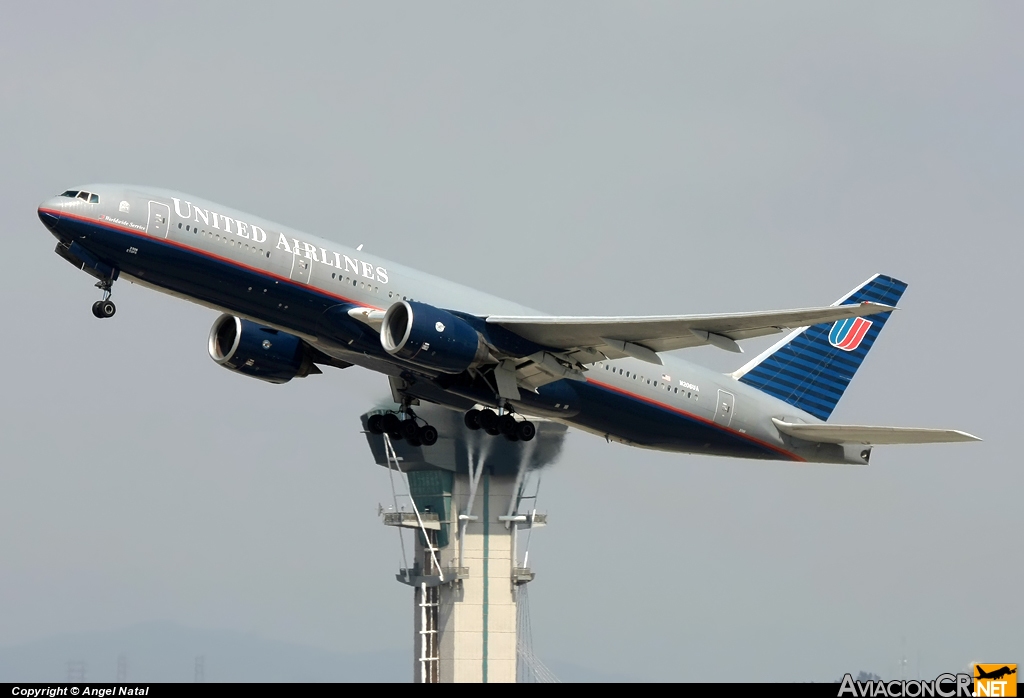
[91,279,116,319]
[464,408,536,442]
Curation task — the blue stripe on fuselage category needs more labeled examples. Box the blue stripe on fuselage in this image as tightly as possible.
[55,211,364,337]
[569,380,799,460]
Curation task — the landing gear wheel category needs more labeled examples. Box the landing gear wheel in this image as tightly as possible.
[464,409,482,431]
[504,431,520,442]
[499,414,518,437]
[92,276,117,318]
[515,420,537,442]
[478,409,500,436]
[419,425,438,446]
[92,300,116,318]
[382,413,403,439]
[400,418,419,441]
[367,414,384,435]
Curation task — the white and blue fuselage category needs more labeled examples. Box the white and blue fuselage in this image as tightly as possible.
[39,185,967,464]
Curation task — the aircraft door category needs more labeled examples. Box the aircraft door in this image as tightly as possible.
[289,252,312,284]
[714,389,735,427]
[147,201,170,239]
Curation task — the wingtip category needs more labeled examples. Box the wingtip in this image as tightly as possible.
[861,301,899,312]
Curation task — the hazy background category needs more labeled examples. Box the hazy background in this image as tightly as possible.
[1,1,1020,682]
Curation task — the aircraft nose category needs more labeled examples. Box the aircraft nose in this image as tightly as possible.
[38,197,65,236]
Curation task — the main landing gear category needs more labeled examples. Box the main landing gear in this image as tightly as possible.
[91,279,116,319]
[367,409,439,447]
[464,408,536,442]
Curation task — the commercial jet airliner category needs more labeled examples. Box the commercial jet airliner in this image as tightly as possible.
[37,185,978,463]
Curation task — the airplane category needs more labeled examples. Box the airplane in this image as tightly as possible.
[975,666,1016,681]
[37,185,979,463]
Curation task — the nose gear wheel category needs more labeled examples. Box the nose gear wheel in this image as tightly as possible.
[92,300,116,318]
[91,278,116,319]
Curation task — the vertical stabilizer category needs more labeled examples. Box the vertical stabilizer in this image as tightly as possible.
[732,274,908,420]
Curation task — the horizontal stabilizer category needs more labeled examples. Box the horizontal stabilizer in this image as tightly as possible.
[772,418,981,445]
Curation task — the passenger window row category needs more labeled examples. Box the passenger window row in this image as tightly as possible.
[178,222,270,259]
[601,363,696,399]
[61,190,99,204]
[326,273,417,302]
[330,272,380,294]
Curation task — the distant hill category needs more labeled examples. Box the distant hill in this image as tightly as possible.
[0,621,632,683]
[0,621,406,683]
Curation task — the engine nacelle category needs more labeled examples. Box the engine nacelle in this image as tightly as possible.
[208,314,318,384]
[381,301,490,374]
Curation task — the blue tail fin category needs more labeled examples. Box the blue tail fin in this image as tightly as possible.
[733,274,908,420]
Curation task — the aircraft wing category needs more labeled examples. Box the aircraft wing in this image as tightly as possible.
[486,301,895,364]
[772,419,981,445]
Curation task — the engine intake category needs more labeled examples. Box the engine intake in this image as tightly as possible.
[381,301,490,374]
[209,314,319,384]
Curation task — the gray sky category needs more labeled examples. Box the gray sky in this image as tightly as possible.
[1,1,1020,681]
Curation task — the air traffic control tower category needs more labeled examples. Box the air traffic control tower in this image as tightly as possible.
[362,404,566,683]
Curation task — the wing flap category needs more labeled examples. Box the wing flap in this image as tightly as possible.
[772,419,981,445]
[486,302,894,356]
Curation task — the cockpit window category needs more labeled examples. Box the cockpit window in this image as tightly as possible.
[59,190,99,203]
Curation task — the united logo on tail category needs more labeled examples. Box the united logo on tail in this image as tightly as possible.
[829,317,873,351]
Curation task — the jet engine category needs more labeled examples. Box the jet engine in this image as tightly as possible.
[381,300,491,374]
[208,314,320,384]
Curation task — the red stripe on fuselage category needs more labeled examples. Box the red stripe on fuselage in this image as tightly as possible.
[42,208,384,311]
[586,378,805,462]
